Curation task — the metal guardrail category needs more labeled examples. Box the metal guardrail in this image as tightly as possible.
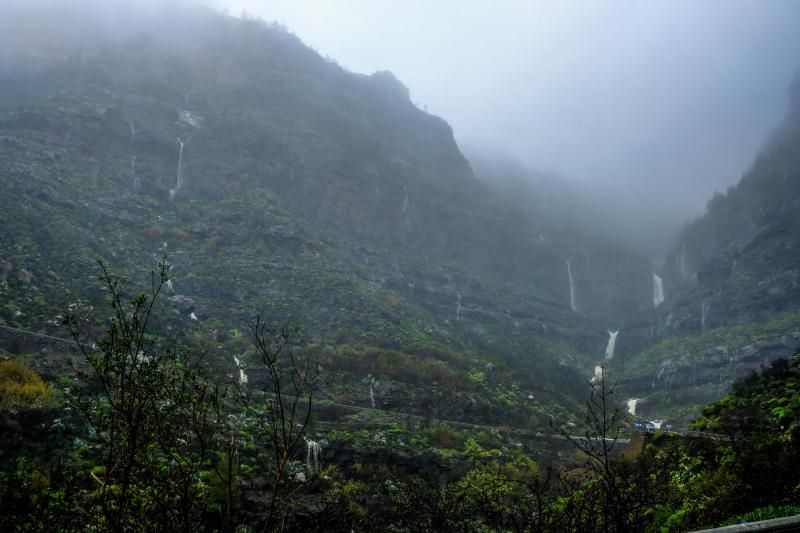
[691,514,800,532]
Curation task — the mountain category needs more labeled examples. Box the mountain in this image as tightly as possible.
[0,2,658,429]
[620,73,800,423]
[4,1,795,436]
[4,3,800,530]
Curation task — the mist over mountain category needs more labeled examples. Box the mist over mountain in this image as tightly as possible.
[1,0,646,424]
[619,73,800,425]
[1,1,800,530]
[226,0,800,256]
[465,147,686,261]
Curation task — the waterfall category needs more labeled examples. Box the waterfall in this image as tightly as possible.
[128,121,139,191]
[592,365,603,382]
[567,261,577,312]
[456,292,462,321]
[402,186,411,230]
[304,437,321,471]
[604,330,619,360]
[131,156,140,191]
[701,302,709,334]
[653,274,664,308]
[626,398,639,416]
[232,355,248,385]
[368,374,377,407]
[128,120,136,149]
[176,138,185,188]
[170,137,185,202]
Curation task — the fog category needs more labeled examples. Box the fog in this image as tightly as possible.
[3,0,799,257]
[220,0,800,252]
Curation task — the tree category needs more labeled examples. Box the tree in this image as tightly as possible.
[557,366,660,532]
[65,261,222,531]
[235,315,322,531]
[0,359,56,416]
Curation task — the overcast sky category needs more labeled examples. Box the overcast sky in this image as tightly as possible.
[217,1,799,222]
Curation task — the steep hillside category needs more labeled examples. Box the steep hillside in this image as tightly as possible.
[661,73,800,333]
[468,153,656,332]
[0,3,655,428]
[620,74,800,424]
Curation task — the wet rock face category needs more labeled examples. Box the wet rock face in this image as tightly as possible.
[653,75,800,342]
[623,92,800,418]
[624,330,800,423]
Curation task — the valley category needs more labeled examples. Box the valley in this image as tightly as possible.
[1,2,799,531]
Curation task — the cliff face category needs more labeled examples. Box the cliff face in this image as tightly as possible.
[0,3,660,428]
[0,2,654,328]
[619,74,800,424]
[656,73,800,335]
[5,3,798,432]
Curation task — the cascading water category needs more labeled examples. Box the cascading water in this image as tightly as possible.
[604,330,619,360]
[653,274,665,308]
[401,186,411,230]
[232,355,248,385]
[456,292,463,321]
[170,137,185,202]
[567,260,577,312]
[627,398,639,416]
[128,120,136,148]
[128,121,140,191]
[131,156,140,191]
[367,374,377,408]
[592,365,603,382]
[304,437,321,471]
[176,138,184,187]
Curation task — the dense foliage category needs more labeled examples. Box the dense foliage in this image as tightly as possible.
[2,267,798,531]
[1,3,799,531]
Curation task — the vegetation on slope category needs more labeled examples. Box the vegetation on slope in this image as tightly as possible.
[4,277,797,531]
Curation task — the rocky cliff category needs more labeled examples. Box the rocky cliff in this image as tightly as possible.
[0,3,658,429]
[620,73,800,424]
